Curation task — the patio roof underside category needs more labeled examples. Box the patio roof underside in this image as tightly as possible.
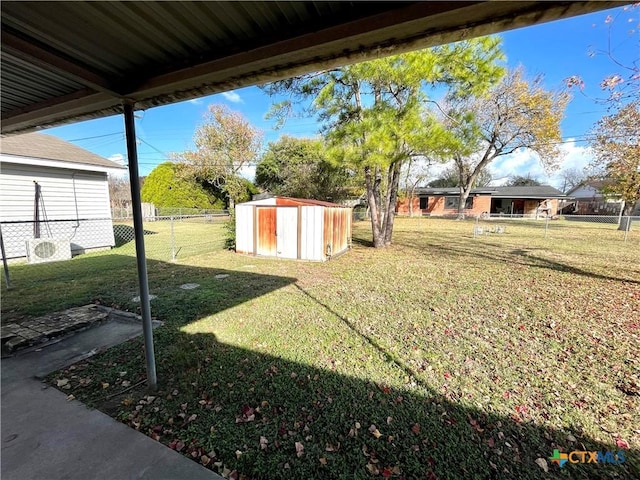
[1,1,621,135]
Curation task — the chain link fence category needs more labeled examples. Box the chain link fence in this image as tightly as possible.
[412,213,639,244]
[0,213,230,290]
[358,210,639,244]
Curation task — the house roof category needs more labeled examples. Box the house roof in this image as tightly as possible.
[417,185,566,199]
[0,132,125,169]
[492,185,566,198]
[0,1,617,135]
[565,179,614,196]
[417,187,495,196]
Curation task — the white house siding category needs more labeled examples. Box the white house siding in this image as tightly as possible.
[0,161,115,259]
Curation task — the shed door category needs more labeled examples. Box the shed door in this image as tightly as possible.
[276,207,298,259]
[256,207,276,256]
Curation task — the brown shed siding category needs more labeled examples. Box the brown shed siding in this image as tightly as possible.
[256,207,276,256]
[323,207,350,258]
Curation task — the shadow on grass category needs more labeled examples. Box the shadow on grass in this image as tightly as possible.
[54,327,637,480]
[5,249,636,478]
[394,236,640,285]
[113,224,158,247]
[27,255,635,479]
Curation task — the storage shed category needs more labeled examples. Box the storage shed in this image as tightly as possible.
[236,197,352,261]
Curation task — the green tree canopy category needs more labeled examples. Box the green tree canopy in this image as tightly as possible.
[428,166,493,188]
[255,135,361,201]
[141,162,224,209]
[264,37,505,247]
[433,67,569,217]
[506,174,542,187]
[173,104,262,208]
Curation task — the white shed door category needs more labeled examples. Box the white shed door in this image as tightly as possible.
[276,207,298,259]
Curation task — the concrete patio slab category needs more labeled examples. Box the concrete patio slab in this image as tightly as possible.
[1,317,220,480]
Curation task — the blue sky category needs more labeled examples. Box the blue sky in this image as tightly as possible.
[47,4,638,188]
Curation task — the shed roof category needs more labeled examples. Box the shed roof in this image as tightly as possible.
[0,132,124,169]
[1,1,619,135]
[242,196,349,208]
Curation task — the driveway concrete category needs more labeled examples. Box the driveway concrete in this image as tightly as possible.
[1,317,220,480]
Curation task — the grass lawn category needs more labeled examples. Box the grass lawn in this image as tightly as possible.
[4,217,638,479]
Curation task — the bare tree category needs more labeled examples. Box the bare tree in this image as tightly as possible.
[558,167,587,193]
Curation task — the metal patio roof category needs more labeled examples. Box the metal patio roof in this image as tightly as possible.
[1,1,623,135]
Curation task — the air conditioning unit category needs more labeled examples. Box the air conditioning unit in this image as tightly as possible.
[27,238,72,264]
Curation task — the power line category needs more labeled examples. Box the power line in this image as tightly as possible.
[67,132,122,142]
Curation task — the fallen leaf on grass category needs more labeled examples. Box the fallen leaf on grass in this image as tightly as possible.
[535,458,548,472]
[295,441,304,457]
[57,379,69,387]
[615,438,629,449]
[369,424,382,439]
[319,457,327,465]
[260,436,268,450]
[66,394,75,402]
[325,442,340,452]
[411,423,421,434]
[200,455,211,466]
[366,463,379,475]
[235,405,255,423]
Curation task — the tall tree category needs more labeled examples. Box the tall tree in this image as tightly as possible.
[588,100,640,223]
[173,104,262,208]
[428,165,493,188]
[564,4,639,106]
[506,174,542,186]
[558,167,587,193]
[141,162,224,209]
[108,175,131,210]
[264,38,504,247]
[255,135,360,201]
[400,157,431,216]
[435,67,569,218]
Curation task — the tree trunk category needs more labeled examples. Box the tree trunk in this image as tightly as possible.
[382,161,401,246]
[365,165,385,247]
[618,201,633,231]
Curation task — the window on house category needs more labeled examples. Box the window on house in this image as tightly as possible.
[445,196,473,209]
[419,197,428,209]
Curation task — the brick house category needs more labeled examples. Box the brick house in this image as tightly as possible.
[397,185,566,218]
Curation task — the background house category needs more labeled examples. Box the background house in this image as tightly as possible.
[561,180,625,215]
[236,196,352,261]
[397,185,566,218]
[0,132,125,261]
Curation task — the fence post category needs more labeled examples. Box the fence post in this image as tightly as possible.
[170,216,176,261]
[544,214,550,239]
[0,225,11,289]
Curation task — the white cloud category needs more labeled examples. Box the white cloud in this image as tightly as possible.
[108,153,125,165]
[221,91,243,103]
[238,164,256,182]
[419,140,595,190]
